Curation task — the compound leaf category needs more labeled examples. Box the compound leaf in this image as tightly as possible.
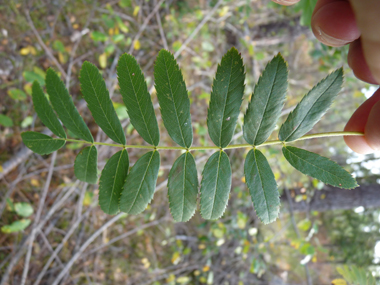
[74,145,98,184]
[207,47,245,148]
[80,62,126,145]
[282,146,358,189]
[46,68,94,143]
[200,151,231,220]
[244,54,287,145]
[244,149,280,224]
[168,152,198,222]
[21,131,65,155]
[279,68,343,142]
[99,149,129,215]
[154,50,192,148]
[119,151,160,215]
[117,54,160,146]
[32,81,66,139]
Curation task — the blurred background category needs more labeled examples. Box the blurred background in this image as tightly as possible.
[1,0,380,284]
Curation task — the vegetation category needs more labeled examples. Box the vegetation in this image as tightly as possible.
[0,0,379,284]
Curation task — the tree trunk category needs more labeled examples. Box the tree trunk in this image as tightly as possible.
[282,184,380,212]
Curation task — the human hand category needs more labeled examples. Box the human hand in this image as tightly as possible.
[272,0,380,154]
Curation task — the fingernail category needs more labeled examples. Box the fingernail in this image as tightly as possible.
[316,26,349,47]
[365,100,380,152]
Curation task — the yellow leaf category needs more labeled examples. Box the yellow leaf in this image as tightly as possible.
[31,179,40,187]
[202,265,210,272]
[166,274,175,283]
[141,257,150,268]
[108,28,114,36]
[194,270,200,276]
[241,176,245,183]
[0,165,3,173]
[219,6,229,17]
[302,194,307,200]
[176,277,190,284]
[198,244,206,249]
[312,256,317,263]
[171,252,180,265]
[99,53,107,69]
[133,40,141,50]
[72,23,79,29]
[331,279,348,285]
[20,46,37,56]
[83,191,93,206]
[320,194,326,200]
[58,52,66,64]
[133,6,140,16]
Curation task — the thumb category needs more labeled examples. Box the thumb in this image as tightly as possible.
[349,0,380,84]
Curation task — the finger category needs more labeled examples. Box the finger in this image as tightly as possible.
[349,0,380,84]
[347,39,378,84]
[344,88,380,154]
[311,0,360,47]
[271,0,300,6]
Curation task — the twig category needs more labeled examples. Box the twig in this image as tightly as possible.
[21,151,57,285]
[128,0,165,54]
[173,0,223,59]
[51,213,125,285]
[154,0,168,49]
[25,10,67,79]
[285,188,313,285]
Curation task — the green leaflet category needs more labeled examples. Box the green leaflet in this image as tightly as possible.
[21,131,65,155]
[46,68,94,143]
[154,50,193,148]
[337,265,376,285]
[99,149,129,215]
[207,47,245,148]
[117,54,160,146]
[282,146,358,189]
[200,151,232,220]
[74,145,98,184]
[244,54,287,146]
[168,152,198,222]
[244,149,280,224]
[1,219,31,233]
[80,62,126,145]
[279,68,343,142]
[119,151,160,215]
[32,81,66,139]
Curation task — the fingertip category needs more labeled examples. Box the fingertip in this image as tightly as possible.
[344,88,380,154]
[365,100,380,151]
[348,39,378,84]
[311,1,360,47]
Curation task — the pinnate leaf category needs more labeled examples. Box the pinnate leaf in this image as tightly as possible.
[244,54,287,145]
[119,151,160,215]
[99,149,129,215]
[154,50,192,148]
[80,62,126,145]
[22,131,65,155]
[207,47,245,148]
[244,149,280,224]
[282,146,358,189]
[117,54,160,146]
[200,151,232,220]
[46,68,94,142]
[168,152,198,222]
[74,145,98,184]
[32,81,66,139]
[279,68,343,142]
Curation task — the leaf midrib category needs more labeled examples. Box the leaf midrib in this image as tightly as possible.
[179,152,188,221]
[284,74,339,141]
[253,150,272,222]
[83,65,124,145]
[128,151,155,213]
[162,54,187,148]
[285,147,347,181]
[253,60,280,145]
[210,151,223,219]
[50,82,91,142]
[106,150,125,213]
[218,56,234,147]
[83,146,93,182]
[123,57,154,145]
